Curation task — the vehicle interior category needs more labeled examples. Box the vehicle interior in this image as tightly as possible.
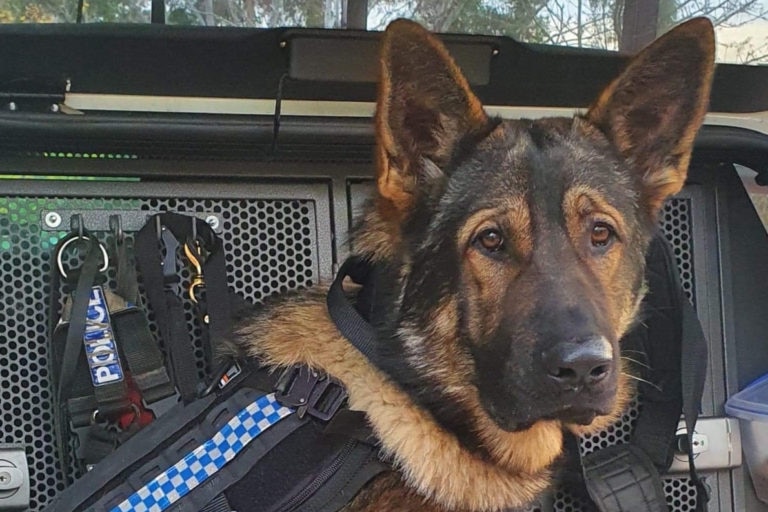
[1,1,768,511]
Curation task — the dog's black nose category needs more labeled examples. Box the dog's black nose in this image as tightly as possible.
[542,337,613,390]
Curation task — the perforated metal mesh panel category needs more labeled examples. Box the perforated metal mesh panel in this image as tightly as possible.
[661,198,695,303]
[0,192,323,511]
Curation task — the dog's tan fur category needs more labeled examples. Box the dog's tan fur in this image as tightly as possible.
[240,293,556,511]
[236,17,715,512]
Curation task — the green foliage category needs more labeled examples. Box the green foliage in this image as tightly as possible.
[0,0,765,63]
[0,0,148,22]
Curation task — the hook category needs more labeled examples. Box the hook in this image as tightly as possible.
[70,213,84,238]
[109,214,125,244]
[183,238,205,304]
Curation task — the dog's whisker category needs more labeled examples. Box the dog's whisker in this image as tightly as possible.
[621,372,662,392]
[620,355,651,369]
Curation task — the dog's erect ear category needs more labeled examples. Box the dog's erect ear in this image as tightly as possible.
[376,19,490,213]
[586,17,715,213]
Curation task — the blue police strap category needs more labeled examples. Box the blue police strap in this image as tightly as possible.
[110,393,293,512]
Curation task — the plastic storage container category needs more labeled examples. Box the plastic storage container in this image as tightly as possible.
[725,373,768,504]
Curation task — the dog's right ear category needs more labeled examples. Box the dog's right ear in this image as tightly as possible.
[585,17,715,214]
[375,19,490,214]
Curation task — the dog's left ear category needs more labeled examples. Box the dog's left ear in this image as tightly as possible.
[375,19,490,214]
[586,17,715,213]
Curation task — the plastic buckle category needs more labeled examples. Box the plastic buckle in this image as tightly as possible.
[0,444,29,511]
[275,365,347,421]
[143,392,180,418]
[581,443,669,512]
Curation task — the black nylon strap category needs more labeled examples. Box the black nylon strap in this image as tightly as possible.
[656,234,710,511]
[681,298,710,511]
[50,233,130,475]
[114,235,140,305]
[56,234,104,400]
[58,238,130,419]
[200,232,231,355]
[111,308,177,405]
[630,235,685,469]
[167,290,202,400]
[200,494,233,512]
[135,212,233,401]
[135,217,200,402]
[326,257,379,363]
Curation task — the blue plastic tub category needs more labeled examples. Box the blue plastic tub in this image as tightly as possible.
[725,374,768,504]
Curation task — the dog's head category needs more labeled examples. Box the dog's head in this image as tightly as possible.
[358,19,714,440]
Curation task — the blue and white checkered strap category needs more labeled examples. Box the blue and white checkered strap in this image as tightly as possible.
[111,393,293,512]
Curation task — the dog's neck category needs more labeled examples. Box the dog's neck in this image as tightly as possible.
[237,282,563,511]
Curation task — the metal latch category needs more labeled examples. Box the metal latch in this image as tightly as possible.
[669,417,742,472]
[0,445,29,511]
[1,78,69,113]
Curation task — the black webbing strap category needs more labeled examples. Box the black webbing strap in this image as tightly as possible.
[681,295,711,511]
[113,230,139,306]
[653,234,710,511]
[55,235,115,405]
[326,257,379,363]
[581,233,710,511]
[135,212,233,402]
[135,217,200,402]
[49,233,130,475]
[110,310,175,404]
[58,233,130,417]
[111,235,177,408]
[200,494,233,512]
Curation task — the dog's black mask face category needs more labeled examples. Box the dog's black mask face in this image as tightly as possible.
[367,19,714,435]
[398,117,649,429]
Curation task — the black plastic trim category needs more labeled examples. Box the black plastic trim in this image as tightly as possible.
[1,24,766,112]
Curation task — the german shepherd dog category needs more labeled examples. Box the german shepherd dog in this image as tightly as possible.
[235,17,715,512]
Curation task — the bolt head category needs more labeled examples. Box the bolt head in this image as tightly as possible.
[205,215,220,230]
[44,212,62,228]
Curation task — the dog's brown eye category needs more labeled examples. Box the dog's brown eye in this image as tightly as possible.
[475,228,504,253]
[591,222,615,247]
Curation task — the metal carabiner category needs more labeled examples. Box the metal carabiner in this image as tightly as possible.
[183,238,205,304]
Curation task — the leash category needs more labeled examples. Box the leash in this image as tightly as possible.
[326,256,379,363]
[134,212,233,402]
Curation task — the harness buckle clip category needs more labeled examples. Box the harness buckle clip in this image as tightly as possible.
[275,365,347,421]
